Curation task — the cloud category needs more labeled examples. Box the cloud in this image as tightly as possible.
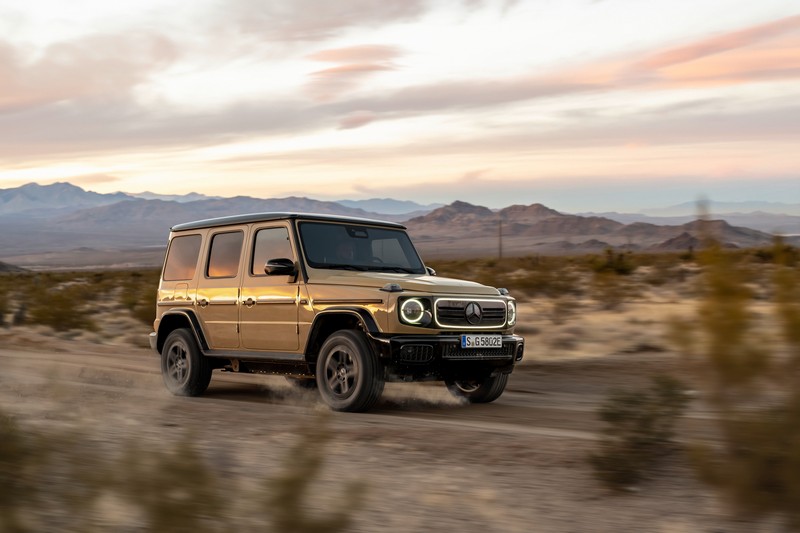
[633,14,800,71]
[338,110,378,129]
[307,44,403,63]
[0,32,179,112]
[1,11,797,167]
[460,168,493,183]
[306,44,403,102]
[60,173,121,186]
[222,0,426,42]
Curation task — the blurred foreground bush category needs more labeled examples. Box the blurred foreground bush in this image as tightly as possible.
[0,413,361,532]
[589,375,689,490]
[673,238,800,529]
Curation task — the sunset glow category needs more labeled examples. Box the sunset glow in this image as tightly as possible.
[0,0,798,211]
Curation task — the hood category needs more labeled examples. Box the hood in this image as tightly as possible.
[306,270,501,296]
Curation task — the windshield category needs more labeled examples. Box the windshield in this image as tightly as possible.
[298,221,426,274]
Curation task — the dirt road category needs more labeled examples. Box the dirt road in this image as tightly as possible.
[0,337,757,532]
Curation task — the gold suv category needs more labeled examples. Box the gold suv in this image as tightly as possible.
[150,213,524,412]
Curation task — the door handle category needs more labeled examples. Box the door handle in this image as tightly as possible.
[197,298,209,308]
[243,297,256,307]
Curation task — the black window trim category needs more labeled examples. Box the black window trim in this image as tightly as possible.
[249,224,297,278]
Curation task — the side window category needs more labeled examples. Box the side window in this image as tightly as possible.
[251,227,294,276]
[207,231,244,278]
[163,234,202,281]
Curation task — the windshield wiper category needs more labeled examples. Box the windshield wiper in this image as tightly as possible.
[316,263,370,271]
[366,266,418,273]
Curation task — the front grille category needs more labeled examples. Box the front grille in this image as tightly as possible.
[398,344,434,363]
[442,343,515,360]
[435,299,507,328]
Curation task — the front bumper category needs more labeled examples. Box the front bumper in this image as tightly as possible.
[386,334,524,365]
[149,332,158,353]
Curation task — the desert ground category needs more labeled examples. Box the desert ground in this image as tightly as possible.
[0,253,794,532]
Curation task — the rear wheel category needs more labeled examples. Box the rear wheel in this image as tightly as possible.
[316,330,384,412]
[445,373,508,403]
[161,328,212,396]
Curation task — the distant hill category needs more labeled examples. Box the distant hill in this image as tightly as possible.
[406,201,782,258]
[0,182,132,217]
[337,198,442,216]
[579,211,800,235]
[0,182,797,267]
[641,200,800,217]
[0,261,26,272]
[129,191,220,203]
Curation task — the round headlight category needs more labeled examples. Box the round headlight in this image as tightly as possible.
[507,301,517,326]
[400,298,425,324]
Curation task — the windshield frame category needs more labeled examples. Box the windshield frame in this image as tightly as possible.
[296,220,426,275]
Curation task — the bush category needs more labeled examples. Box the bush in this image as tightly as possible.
[589,375,689,490]
[119,270,160,326]
[676,237,800,528]
[0,409,363,532]
[27,281,97,332]
[591,249,636,276]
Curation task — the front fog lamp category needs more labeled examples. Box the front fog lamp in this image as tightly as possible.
[400,298,428,325]
[507,301,517,326]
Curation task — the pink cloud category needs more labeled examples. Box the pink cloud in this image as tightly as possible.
[307,44,402,63]
[635,14,800,71]
[338,110,378,129]
[305,44,402,102]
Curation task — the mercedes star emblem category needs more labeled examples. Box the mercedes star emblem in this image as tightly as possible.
[464,302,483,325]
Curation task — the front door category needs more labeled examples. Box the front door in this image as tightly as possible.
[240,225,300,351]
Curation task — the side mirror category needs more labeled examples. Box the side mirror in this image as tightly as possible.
[426,266,437,276]
[265,258,297,276]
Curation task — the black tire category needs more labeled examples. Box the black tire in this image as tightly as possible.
[316,330,384,412]
[161,328,212,396]
[445,373,508,403]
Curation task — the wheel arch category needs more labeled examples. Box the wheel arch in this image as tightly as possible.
[305,307,382,365]
[156,310,209,353]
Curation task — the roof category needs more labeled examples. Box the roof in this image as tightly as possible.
[170,212,407,232]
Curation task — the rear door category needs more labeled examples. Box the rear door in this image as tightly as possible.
[240,224,300,351]
[195,227,245,349]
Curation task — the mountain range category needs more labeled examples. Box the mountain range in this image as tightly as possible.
[0,182,796,269]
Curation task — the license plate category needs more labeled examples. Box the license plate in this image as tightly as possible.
[461,334,502,349]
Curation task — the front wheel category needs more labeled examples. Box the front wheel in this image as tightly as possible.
[445,373,508,403]
[161,328,212,396]
[316,330,384,412]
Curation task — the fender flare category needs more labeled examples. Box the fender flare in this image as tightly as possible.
[305,306,385,358]
[156,309,210,353]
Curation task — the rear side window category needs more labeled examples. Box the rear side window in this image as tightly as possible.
[163,234,202,281]
[207,231,244,278]
[251,227,294,276]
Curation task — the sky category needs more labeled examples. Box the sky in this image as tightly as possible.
[0,0,798,212]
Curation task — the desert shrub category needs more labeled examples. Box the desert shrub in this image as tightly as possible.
[590,375,690,490]
[546,296,581,325]
[0,409,363,532]
[119,270,160,325]
[590,270,638,311]
[27,278,97,332]
[674,237,800,528]
[265,414,364,533]
[590,249,636,276]
[0,414,40,532]
[428,256,583,300]
[116,436,224,532]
